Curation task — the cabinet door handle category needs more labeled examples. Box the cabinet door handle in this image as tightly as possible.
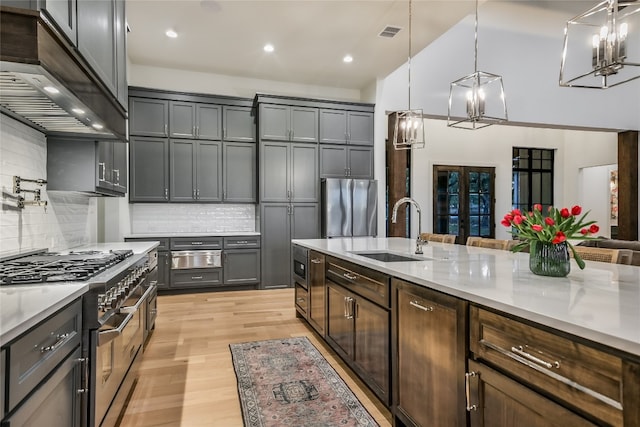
[164,188,168,200]
[287,189,291,200]
[348,168,351,177]
[193,189,197,199]
[164,124,168,136]
[193,126,196,136]
[223,190,227,199]
[196,126,200,138]
[197,189,200,198]
[510,346,560,369]
[98,162,106,181]
[76,357,88,394]
[40,332,72,353]
[113,169,120,185]
[343,272,357,281]
[410,300,434,312]
[310,258,322,264]
[346,297,354,319]
[465,371,478,411]
[223,128,226,140]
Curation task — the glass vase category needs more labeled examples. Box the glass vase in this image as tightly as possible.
[529,241,570,277]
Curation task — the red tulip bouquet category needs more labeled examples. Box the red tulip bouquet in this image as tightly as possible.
[501,204,599,269]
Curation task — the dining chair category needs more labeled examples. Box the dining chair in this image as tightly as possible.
[571,246,633,265]
[466,236,483,246]
[477,238,510,250]
[420,233,457,244]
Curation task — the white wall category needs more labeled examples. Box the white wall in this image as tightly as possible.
[128,64,362,101]
[0,115,97,255]
[579,165,617,238]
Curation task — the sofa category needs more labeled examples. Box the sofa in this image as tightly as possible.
[577,238,640,266]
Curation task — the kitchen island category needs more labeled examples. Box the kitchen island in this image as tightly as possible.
[292,237,640,427]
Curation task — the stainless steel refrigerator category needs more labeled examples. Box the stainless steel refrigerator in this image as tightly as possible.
[321,178,378,237]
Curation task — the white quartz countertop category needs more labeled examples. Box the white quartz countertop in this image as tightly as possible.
[0,241,158,346]
[292,237,640,359]
[125,232,260,238]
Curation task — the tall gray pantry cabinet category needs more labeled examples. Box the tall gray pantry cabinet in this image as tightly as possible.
[128,88,256,203]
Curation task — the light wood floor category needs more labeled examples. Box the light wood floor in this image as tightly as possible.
[119,288,392,427]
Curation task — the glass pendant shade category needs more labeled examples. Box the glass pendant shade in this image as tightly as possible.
[448,71,508,129]
[393,110,425,150]
[560,0,640,88]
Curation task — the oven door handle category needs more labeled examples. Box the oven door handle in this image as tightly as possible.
[120,282,155,315]
[98,312,133,346]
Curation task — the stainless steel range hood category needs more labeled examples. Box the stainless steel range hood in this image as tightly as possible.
[0,7,127,140]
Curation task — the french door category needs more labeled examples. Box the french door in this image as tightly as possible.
[433,166,496,244]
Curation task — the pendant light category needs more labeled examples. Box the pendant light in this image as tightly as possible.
[560,0,640,89]
[393,0,425,150]
[447,0,508,130]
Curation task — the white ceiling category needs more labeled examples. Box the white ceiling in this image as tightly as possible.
[126,0,596,91]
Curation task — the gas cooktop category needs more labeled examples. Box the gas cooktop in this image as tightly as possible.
[0,249,134,285]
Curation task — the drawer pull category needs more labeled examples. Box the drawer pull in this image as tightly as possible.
[410,300,434,312]
[311,258,322,264]
[191,276,204,280]
[343,273,358,280]
[465,371,478,411]
[511,346,560,369]
[40,332,72,353]
[191,241,203,245]
[236,240,248,244]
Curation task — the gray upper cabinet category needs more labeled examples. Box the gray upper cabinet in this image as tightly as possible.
[260,142,318,203]
[77,0,116,95]
[319,145,373,179]
[46,137,127,196]
[40,0,78,46]
[170,102,221,140]
[130,136,169,202]
[114,0,127,109]
[319,110,348,144]
[170,139,222,202]
[259,104,318,143]
[319,109,374,146]
[129,98,169,137]
[347,111,374,146]
[223,106,255,142]
[223,142,256,203]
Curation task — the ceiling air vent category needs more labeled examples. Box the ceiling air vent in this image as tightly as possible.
[379,25,402,38]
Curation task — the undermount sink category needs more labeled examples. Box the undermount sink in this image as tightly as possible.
[351,251,428,262]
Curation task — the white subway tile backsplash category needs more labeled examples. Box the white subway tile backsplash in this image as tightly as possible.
[131,203,256,234]
[0,115,96,256]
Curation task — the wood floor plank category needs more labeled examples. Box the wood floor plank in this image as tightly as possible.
[119,288,392,427]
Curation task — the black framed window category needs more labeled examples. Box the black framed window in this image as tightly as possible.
[512,147,554,212]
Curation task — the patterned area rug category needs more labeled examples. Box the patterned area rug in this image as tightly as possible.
[229,337,379,427]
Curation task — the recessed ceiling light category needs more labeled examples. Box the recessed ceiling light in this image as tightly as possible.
[343,55,353,63]
[166,29,178,38]
[264,44,274,53]
[92,123,104,130]
[71,108,85,115]
[44,86,59,94]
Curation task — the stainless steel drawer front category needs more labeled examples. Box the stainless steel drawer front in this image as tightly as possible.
[171,250,222,269]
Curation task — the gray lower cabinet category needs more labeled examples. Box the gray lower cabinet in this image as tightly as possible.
[47,137,127,196]
[223,249,260,285]
[223,106,256,142]
[170,139,222,202]
[130,136,169,202]
[259,104,318,143]
[223,142,256,202]
[171,269,222,289]
[261,203,319,288]
[319,109,374,146]
[1,300,82,427]
[129,98,169,137]
[260,142,318,203]
[157,251,170,290]
[319,144,373,179]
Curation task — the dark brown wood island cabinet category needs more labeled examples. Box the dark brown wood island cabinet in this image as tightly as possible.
[325,256,391,406]
[308,251,326,336]
[392,278,468,427]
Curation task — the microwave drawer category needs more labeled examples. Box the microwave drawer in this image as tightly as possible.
[470,306,627,426]
[6,299,82,413]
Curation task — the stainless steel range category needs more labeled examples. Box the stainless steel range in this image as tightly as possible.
[0,248,157,427]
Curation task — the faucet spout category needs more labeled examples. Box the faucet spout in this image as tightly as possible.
[391,197,425,254]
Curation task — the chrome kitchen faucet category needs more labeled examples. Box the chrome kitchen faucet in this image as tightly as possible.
[391,197,426,254]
